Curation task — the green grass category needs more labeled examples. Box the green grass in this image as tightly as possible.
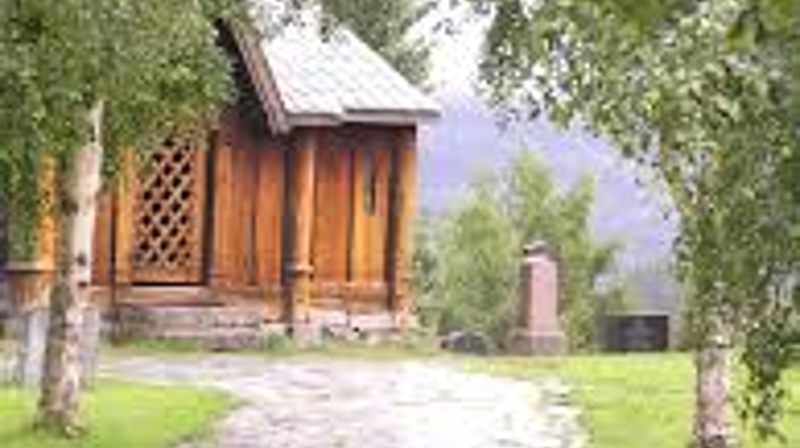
[0,380,235,448]
[108,331,444,361]
[467,354,800,448]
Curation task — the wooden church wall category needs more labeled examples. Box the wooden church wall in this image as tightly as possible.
[91,192,113,285]
[307,125,397,307]
[312,129,353,288]
[212,109,285,296]
[349,127,392,289]
[87,115,411,315]
[252,127,285,289]
[215,111,255,288]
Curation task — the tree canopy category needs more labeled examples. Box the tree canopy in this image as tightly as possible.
[0,0,234,253]
[477,0,800,442]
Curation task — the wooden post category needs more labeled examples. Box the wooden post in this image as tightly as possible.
[286,130,317,331]
[113,150,136,289]
[388,128,417,327]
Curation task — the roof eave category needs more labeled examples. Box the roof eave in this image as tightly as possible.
[285,108,440,129]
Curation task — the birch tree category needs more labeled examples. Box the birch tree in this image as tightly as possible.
[476,0,800,446]
[0,0,235,435]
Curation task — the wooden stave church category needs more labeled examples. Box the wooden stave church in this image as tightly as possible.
[0,19,438,338]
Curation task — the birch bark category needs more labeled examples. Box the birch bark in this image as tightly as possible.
[694,318,736,448]
[37,100,105,435]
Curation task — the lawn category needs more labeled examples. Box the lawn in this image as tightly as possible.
[468,354,800,448]
[0,380,235,448]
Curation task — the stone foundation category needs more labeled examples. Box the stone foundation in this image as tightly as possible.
[6,305,101,387]
[508,329,566,356]
[113,304,406,350]
[9,307,49,386]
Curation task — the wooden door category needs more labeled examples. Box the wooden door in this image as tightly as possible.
[132,139,207,284]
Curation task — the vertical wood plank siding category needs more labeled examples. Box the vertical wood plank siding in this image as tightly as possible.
[312,131,352,288]
[254,131,285,287]
[213,109,286,294]
[91,192,113,285]
[349,127,392,289]
[211,112,235,288]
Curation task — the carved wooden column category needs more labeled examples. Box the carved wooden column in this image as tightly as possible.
[285,130,317,333]
[388,128,417,327]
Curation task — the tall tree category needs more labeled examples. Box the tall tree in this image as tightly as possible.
[477,0,800,446]
[0,0,235,435]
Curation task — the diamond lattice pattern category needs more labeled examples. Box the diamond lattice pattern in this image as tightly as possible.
[133,139,204,283]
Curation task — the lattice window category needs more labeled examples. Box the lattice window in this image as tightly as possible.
[132,138,205,283]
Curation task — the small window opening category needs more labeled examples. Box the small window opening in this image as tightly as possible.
[364,151,378,215]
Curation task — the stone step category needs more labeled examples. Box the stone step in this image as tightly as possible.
[154,328,267,351]
[115,305,270,351]
[117,305,265,331]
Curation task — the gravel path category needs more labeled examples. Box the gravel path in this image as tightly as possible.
[102,355,586,448]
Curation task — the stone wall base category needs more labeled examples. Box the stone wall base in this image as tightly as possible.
[113,304,409,350]
[6,306,101,388]
[9,307,49,387]
[507,328,567,356]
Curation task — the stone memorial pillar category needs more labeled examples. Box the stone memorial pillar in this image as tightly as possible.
[509,242,566,355]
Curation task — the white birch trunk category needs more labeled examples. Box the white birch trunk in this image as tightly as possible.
[37,100,105,435]
[693,320,736,448]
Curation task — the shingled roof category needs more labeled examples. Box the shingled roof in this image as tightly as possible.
[234,14,439,133]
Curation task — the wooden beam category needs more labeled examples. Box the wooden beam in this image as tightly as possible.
[113,150,136,288]
[387,127,417,326]
[285,129,317,324]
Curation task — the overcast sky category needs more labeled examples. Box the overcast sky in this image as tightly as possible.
[417,19,677,269]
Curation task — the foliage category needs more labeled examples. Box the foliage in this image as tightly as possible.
[0,380,234,448]
[0,0,236,254]
[430,151,619,350]
[314,0,434,86]
[412,212,444,328]
[477,0,800,438]
[436,180,518,346]
[467,354,800,448]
